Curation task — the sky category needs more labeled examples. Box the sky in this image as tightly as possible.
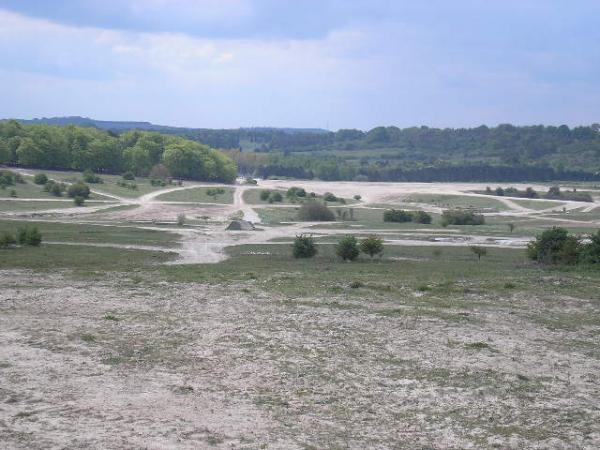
[0,0,599,130]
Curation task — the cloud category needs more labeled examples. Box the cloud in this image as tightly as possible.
[0,2,599,129]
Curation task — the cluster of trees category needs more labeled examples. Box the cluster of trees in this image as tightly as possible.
[485,185,593,202]
[292,234,384,261]
[441,210,485,227]
[0,121,237,182]
[0,226,42,248]
[383,209,432,224]
[528,227,600,265]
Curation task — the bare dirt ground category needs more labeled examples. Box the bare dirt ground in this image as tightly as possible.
[1,271,599,449]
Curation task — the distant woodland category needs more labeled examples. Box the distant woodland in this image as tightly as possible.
[0,120,237,182]
[4,118,600,182]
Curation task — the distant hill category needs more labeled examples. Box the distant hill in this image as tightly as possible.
[10,116,329,134]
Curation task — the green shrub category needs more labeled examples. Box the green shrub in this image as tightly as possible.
[9,189,16,198]
[259,190,271,201]
[73,196,85,206]
[244,177,258,185]
[323,192,338,202]
[34,173,48,185]
[286,186,306,198]
[360,235,384,258]
[527,227,580,265]
[82,169,102,184]
[270,192,283,203]
[469,246,487,261]
[441,209,485,226]
[0,232,16,249]
[122,171,135,180]
[383,209,413,223]
[292,234,317,258]
[297,202,335,221]
[353,195,361,200]
[67,182,90,199]
[207,187,226,197]
[412,210,432,224]
[336,235,359,261]
[581,230,600,264]
[17,226,42,246]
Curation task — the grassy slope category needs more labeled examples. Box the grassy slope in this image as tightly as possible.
[156,187,235,204]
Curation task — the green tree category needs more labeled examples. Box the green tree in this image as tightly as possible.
[527,227,581,265]
[293,234,317,258]
[360,235,384,258]
[469,246,487,261]
[336,235,359,261]
[67,182,90,199]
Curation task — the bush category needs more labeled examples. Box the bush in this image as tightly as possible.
[51,183,64,197]
[270,192,283,203]
[206,187,226,197]
[244,177,258,185]
[122,171,135,180]
[9,189,16,198]
[67,182,90,199]
[177,213,186,226]
[441,209,485,226]
[412,210,432,224]
[292,234,317,258]
[527,227,581,265]
[297,202,335,221]
[287,186,306,198]
[323,192,338,202]
[82,169,102,184]
[336,235,359,261]
[581,230,600,264]
[383,209,413,223]
[17,226,42,246]
[259,190,271,201]
[360,235,384,258]
[469,246,487,261]
[117,181,138,190]
[353,195,361,200]
[0,231,16,249]
[73,196,85,206]
[34,173,48,185]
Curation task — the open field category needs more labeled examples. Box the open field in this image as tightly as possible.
[1,171,600,448]
[156,186,235,204]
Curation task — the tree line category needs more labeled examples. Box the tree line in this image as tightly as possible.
[0,121,237,182]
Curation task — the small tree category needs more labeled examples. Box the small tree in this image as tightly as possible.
[469,246,487,261]
[270,192,283,202]
[122,171,135,181]
[412,210,432,224]
[0,231,16,249]
[507,223,515,233]
[177,213,186,226]
[353,194,361,200]
[527,227,580,265]
[336,235,359,261]
[17,226,42,246]
[67,182,90,199]
[82,169,102,184]
[73,196,85,206]
[34,173,48,185]
[360,235,384,258]
[297,202,335,221]
[293,234,317,258]
[259,190,271,201]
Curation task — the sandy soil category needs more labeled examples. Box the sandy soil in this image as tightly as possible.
[1,271,598,449]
